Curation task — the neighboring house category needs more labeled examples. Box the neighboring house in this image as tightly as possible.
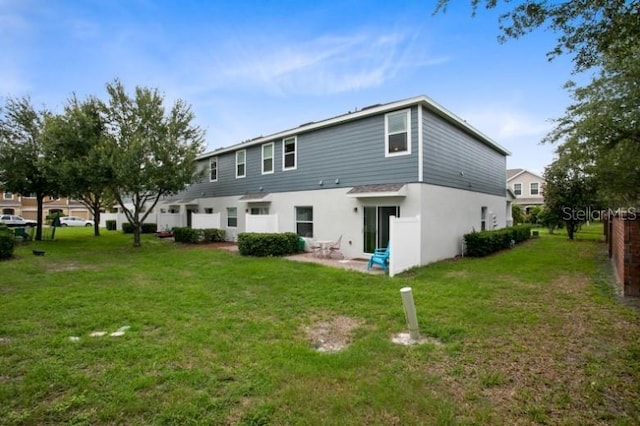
[161,95,511,266]
[506,168,545,213]
[0,188,92,221]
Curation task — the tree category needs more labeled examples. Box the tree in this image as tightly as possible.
[537,206,562,234]
[100,80,205,247]
[511,203,524,225]
[543,157,597,240]
[0,97,58,241]
[544,45,640,206]
[434,0,640,72]
[45,96,114,237]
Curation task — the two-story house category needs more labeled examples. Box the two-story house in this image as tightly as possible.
[0,189,92,221]
[161,95,511,266]
[506,169,545,213]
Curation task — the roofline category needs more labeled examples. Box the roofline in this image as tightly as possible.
[198,95,511,160]
[506,168,544,182]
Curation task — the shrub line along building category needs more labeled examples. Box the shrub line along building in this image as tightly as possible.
[158,95,512,268]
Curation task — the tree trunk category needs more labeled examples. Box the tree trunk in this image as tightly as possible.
[35,195,44,241]
[93,208,101,237]
[133,223,142,247]
[566,221,576,240]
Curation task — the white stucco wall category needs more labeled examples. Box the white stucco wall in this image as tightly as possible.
[420,184,508,264]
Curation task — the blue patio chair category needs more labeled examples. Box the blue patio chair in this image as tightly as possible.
[367,242,390,272]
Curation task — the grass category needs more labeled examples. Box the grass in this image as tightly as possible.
[1,225,640,425]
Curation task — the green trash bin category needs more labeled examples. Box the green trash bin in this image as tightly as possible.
[297,237,306,252]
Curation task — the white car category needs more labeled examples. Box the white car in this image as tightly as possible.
[58,216,94,227]
[0,214,37,227]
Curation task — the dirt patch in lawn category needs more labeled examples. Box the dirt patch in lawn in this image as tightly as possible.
[304,316,362,353]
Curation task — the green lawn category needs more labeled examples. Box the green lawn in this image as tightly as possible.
[1,225,639,425]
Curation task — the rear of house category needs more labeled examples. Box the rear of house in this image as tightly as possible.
[160,95,510,266]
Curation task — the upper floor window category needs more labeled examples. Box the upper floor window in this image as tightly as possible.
[385,109,411,156]
[481,206,487,231]
[236,150,246,178]
[530,182,539,196]
[283,137,297,171]
[513,183,522,196]
[3,191,13,200]
[209,157,218,182]
[262,142,274,174]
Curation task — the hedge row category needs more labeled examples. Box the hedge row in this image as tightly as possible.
[464,225,532,257]
[173,227,226,244]
[237,232,302,257]
[122,223,158,234]
[0,224,15,260]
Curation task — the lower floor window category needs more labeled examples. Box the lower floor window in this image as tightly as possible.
[250,207,269,215]
[295,206,313,237]
[227,207,237,227]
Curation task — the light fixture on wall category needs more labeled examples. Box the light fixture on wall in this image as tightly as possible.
[318,180,324,186]
[353,207,358,213]
[335,178,340,184]
[259,186,263,192]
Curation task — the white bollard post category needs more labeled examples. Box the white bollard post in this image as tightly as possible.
[400,287,420,341]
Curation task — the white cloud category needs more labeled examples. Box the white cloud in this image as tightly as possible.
[461,107,553,141]
[198,30,448,96]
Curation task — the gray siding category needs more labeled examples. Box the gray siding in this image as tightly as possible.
[422,106,506,196]
[179,107,420,199]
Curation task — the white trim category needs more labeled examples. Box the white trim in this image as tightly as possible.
[261,142,274,175]
[529,181,540,196]
[513,182,522,196]
[418,106,423,182]
[209,156,218,182]
[282,136,297,171]
[384,109,411,157]
[235,150,246,178]
[507,168,544,182]
[198,95,510,160]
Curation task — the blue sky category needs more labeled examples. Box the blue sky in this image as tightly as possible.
[1,0,576,175]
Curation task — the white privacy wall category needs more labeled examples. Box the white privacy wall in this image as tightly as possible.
[245,214,279,233]
[420,184,507,264]
[389,215,421,277]
[191,213,221,229]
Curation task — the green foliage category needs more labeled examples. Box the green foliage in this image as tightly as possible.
[537,206,562,233]
[511,204,524,225]
[102,79,205,247]
[122,223,157,234]
[172,227,200,243]
[464,225,532,257]
[543,157,598,239]
[237,232,301,257]
[0,226,15,259]
[525,205,542,224]
[105,220,117,231]
[201,228,225,243]
[173,228,226,244]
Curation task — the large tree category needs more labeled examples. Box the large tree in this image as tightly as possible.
[0,97,58,241]
[434,0,640,72]
[101,80,205,247]
[543,156,598,240]
[45,96,114,236]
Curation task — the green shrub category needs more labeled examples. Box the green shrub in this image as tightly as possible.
[464,225,532,257]
[0,226,15,260]
[202,228,225,243]
[237,232,301,256]
[173,227,201,243]
[122,223,158,234]
[105,220,117,231]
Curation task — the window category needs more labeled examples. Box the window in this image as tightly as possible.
[283,137,297,170]
[295,207,313,237]
[3,191,13,200]
[2,208,15,215]
[227,207,237,227]
[385,109,411,156]
[250,207,269,215]
[209,157,218,182]
[530,182,539,195]
[513,183,522,196]
[262,142,274,174]
[481,206,487,231]
[236,150,246,178]
[204,208,213,214]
